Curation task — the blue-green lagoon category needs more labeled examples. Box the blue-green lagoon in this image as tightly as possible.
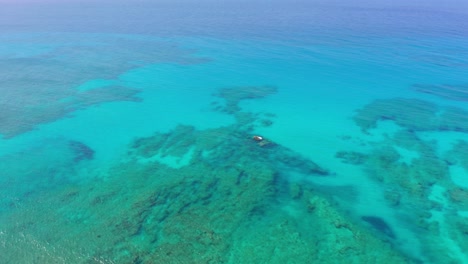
[1,1,468,263]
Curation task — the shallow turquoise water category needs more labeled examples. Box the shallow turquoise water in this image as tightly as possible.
[1,1,468,263]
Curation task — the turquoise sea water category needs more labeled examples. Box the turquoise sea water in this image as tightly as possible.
[1,1,468,263]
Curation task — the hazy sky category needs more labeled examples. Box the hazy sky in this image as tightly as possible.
[1,0,467,38]
[0,0,467,12]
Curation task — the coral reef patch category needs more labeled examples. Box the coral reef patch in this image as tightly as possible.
[412,83,468,101]
[69,140,95,162]
[348,97,468,263]
[0,85,142,139]
[335,151,368,165]
[0,87,418,263]
[0,139,94,212]
[354,98,468,133]
[0,126,414,263]
[213,85,277,114]
[361,216,395,239]
[0,34,209,139]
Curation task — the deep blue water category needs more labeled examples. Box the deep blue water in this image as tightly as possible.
[1,1,468,263]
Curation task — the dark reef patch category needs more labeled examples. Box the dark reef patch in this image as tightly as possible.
[362,216,396,239]
[412,84,468,101]
[0,125,414,263]
[68,140,95,162]
[354,98,438,132]
[130,124,329,177]
[0,86,417,263]
[0,85,142,139]
[214,85,277,114]
[131,85,326,177]
[0,34,209,139]
[350,96,468,263]
[0,138,91,212]
[335,151,368,165]
[354,98,468,133]
[446,140,468,168]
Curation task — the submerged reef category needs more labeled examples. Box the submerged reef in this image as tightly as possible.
[362,216,395,239]
[0,34,209,139]
[130,124,329,176]
[354,97,468,133]
[412,83,468,101]
[0,85,141,139]
[0,86,417,263]
[335,151,368,165]
[0,139,94,212]
[68,140,95,162]
[213,85,277,114]
[0,126,414,264]
[348,98,468,263]
[210,85,278,132]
